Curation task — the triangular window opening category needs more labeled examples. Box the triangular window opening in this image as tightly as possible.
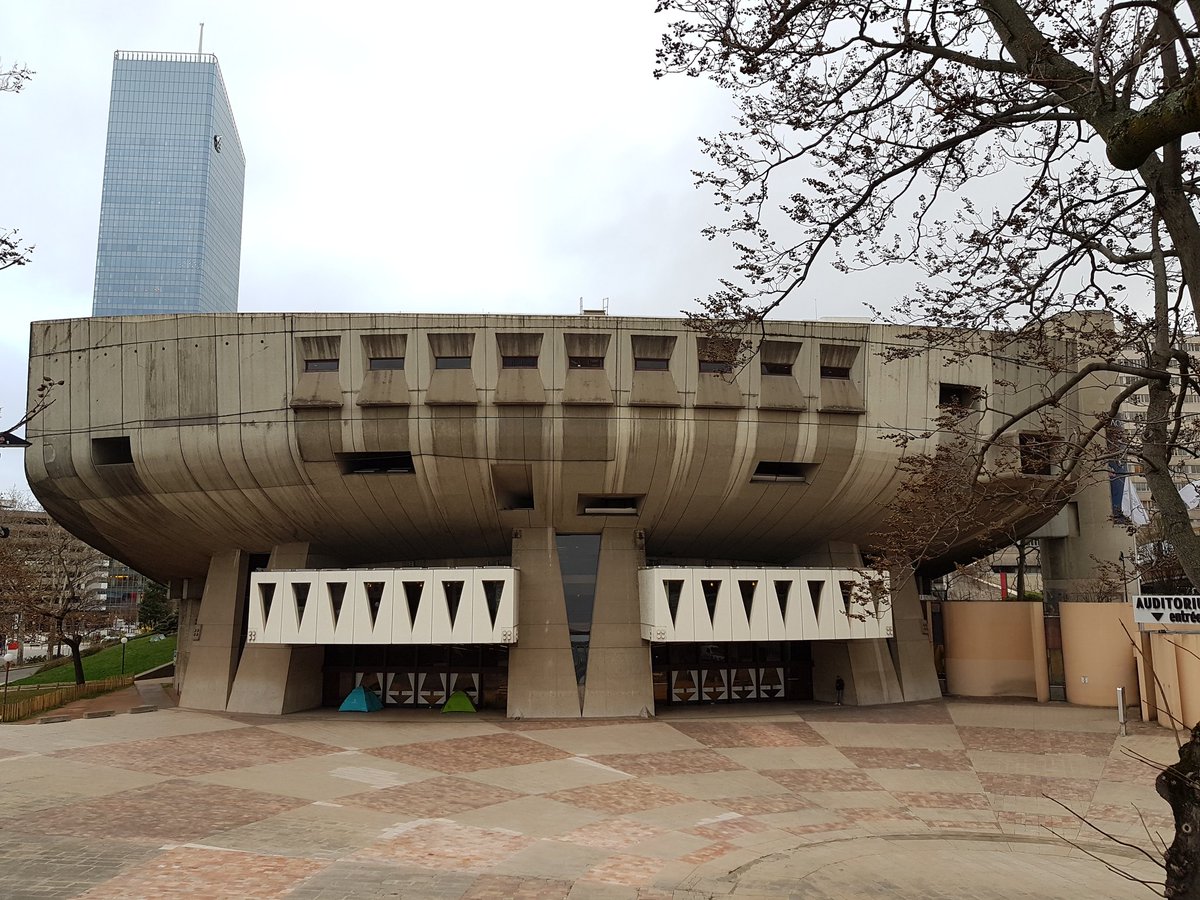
[293,582,311,625]
[444,580,465,626]
[839,581,855,618]
[738,580,756,621]
[259,582,276,624]
[364,581,385,628]
[808,581,824,621]
[328,582,347,627]
[664,580,683,625]
[403,581,423,626]
[482,580,504,627]
[774,580,791,620]
[701,580,721,623]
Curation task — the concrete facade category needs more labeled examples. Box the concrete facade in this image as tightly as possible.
[26,313,1100,716]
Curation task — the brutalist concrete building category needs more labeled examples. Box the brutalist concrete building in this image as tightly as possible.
[25,313,1127,717]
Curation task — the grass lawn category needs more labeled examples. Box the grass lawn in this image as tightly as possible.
[17,634,177,685]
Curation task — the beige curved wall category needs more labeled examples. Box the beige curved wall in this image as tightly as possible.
[1061,602,1137,707]
[26,314,1077,584]
[943,601,1038,698]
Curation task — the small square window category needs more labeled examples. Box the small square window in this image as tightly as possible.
[569,356,605,369]
[819,365,851,379]
[762,361,793,376]
[92,436,133,466]
[750,460,813,483]
[369,357,405,371]
[634,358,670,372]
[502,355,539,369]
[305,358,339,373]
[435,356,472,370]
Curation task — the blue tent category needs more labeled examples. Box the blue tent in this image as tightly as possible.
[339,685,383,713]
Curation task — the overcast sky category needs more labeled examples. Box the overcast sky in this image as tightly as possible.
[0,2,880,497]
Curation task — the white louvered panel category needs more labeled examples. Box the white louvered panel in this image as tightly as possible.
[247,573,285,644]
[315,571,355,644]
[729,573,760,642]
[475,568,518,643]
[637,566,893,643]
[638,568,665,641]
[394,572,433,644]
[351,570,394,644]
[280,572,319,644]
[761,570,790,642]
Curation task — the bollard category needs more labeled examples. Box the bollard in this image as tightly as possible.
[1116,686,1127,736]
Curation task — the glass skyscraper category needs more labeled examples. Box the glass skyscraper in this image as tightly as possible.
[92,51,245,316]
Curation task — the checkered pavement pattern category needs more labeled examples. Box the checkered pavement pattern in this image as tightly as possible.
[0,699,1178,898]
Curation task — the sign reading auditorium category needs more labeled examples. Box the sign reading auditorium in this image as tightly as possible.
[1133,594,1200,626]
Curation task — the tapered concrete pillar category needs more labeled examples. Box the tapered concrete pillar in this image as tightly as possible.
[507,527,582,717]
[172,575,205,696]
[226,542,326,714]
[888,577,941,701]
[178,550,248,711]
[582,528,654,717]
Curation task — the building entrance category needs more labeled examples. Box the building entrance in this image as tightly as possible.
[651,641,813,706]
[323,644,509,709]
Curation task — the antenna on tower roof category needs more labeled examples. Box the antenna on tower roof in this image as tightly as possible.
[198,22,205,54]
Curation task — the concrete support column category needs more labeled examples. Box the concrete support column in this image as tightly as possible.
[178,550,248,711]
[812,639,904,705]
[507,527,581,717]
[888,577,940,701]
[226,542,325,715]
[582,528,654,717]
[172,575,205,696]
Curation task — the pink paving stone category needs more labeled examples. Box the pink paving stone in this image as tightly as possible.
[344,775,525,816]
[892,791,991,810]
[689,815,773,841]
[802,703,953,725]
[354,819,535,870]
[78,847,326,899]
[762,768,881,792]
[996,810,1085,828]
[1086,803,1172,828]
[668,721,827,748]
[366,732,572,773]
[580,853,665,887]
[680,840,740,865]
[23,779,307,842]
[53,725,338,776]
[720,794,817,815]
[589,749,745,777]
[460,874,572,899]
[557,819,669,851]
[838,746,973,771]
[837,807,922,824]
[977,772,1097,801]
[957,726,1113,757]
[1102,754,1166,785]
[547,780,693,814]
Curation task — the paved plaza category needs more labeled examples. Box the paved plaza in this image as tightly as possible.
[0,694,1179,898]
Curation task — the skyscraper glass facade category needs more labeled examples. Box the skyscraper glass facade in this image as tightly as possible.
[92,51,245,316]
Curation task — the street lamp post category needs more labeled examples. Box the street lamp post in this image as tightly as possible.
[120,636,128,676]
[2,650,17,720]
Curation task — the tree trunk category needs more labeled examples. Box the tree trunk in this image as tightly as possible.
[62,636,84,685]
[1158,724,1200,899]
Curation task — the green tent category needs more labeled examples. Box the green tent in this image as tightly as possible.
[339,685,383,713]
[441,690,476,713]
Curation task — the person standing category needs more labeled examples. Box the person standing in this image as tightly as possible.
[835,675,845,706]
